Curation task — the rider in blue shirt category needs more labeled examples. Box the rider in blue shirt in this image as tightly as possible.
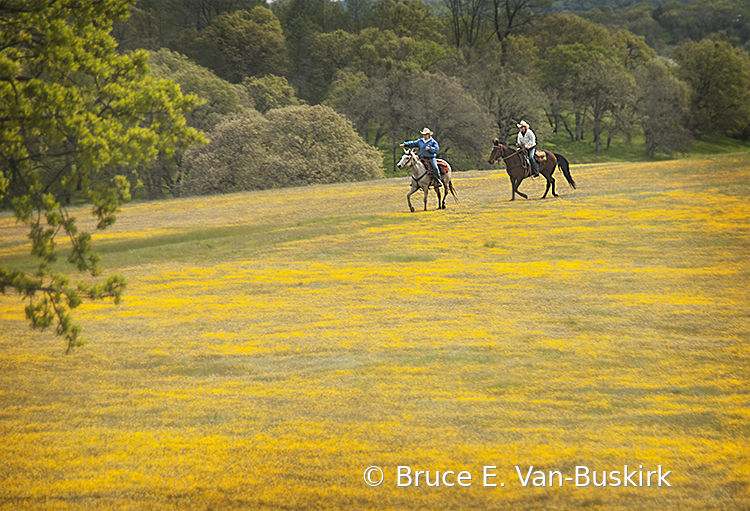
[400,128,441,187]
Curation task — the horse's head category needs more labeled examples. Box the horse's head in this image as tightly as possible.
[488,139,509,164]
[396,148,417,170]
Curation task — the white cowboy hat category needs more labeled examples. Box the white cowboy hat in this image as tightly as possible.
[420,127,433,135]
[517,121,530,129]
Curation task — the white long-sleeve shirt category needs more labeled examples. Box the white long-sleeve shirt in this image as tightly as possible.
[517,128,536,150]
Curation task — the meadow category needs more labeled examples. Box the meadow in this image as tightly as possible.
[1,153,749,510]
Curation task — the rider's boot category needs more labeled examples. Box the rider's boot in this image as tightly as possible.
[433,169,442,187]
[532,160,540,178]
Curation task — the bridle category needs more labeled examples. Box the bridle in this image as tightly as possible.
[401,152,432,184]
[492,143,520,163]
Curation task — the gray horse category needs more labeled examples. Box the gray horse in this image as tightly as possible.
[397,149,458,212]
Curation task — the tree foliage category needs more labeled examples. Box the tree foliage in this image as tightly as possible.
[534,14,613,54]
[635,59,692,156]
[582,4,665,51]
[373,0,446,42]
[137,49,243,199]
[188,7,289,83]
[539,42,607,141]
[343,0,376,33]
[491,0,552,42]
[109,0,750,152]
[534,15,651,148]
[444,0,491,48]
[673,39,750,138]
[0,0,203,351]
[577,55,636,152]
[242,75,302,113]
[113,0,269,52]
[180,105,384,195]
[341,70,493,170]
[148,49,243,131]
[654,0,750,48]
[574,0,750,54]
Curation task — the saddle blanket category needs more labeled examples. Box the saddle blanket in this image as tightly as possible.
[420,158,450,174]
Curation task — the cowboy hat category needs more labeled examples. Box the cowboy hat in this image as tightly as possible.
[517,120,530,129]
[420,127,433,135]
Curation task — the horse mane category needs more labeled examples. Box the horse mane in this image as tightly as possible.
[492,139,515,159]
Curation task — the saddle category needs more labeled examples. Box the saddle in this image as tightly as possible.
[419,157,449,175]
[517,149,536,179]
[518,150,531,169]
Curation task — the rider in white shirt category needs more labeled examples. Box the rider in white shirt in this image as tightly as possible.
[516,120,539,177]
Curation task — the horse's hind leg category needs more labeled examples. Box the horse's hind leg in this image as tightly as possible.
[542,176,555,198]
[423,187,429,211]
[435,185,442,210]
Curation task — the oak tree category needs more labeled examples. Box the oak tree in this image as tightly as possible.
[180,105,384,194]
[634,59,692,157]
[673,39,750,138]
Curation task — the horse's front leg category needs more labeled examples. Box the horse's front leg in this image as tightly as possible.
[514,178,528,200]
[406,183,419,212]
[423,185,429,211]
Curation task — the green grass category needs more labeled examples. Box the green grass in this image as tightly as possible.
[377,126,750,172]
[0,213,415,272]
[539,130,750,164]
[543,132,742,164]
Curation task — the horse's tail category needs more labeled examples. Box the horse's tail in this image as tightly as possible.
[448,180,459,203]
[554,153,576,189]
[439,158,459,203]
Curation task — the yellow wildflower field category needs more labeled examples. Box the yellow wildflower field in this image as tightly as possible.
[1,153,749,509]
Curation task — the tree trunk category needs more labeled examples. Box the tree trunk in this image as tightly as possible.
[546,112,557,134]
[392,132,399,173]
[594,117,602,152]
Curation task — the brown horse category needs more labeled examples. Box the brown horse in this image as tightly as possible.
[488,139,576,201]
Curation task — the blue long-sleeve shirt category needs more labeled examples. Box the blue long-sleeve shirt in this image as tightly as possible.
[403,137,439,158]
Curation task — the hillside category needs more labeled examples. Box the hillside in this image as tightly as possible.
[1,153,749,509]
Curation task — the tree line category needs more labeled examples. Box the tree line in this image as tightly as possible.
[114,0,750,165]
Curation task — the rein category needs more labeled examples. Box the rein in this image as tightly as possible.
[493,145,522,164]
[411,168,430,183]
